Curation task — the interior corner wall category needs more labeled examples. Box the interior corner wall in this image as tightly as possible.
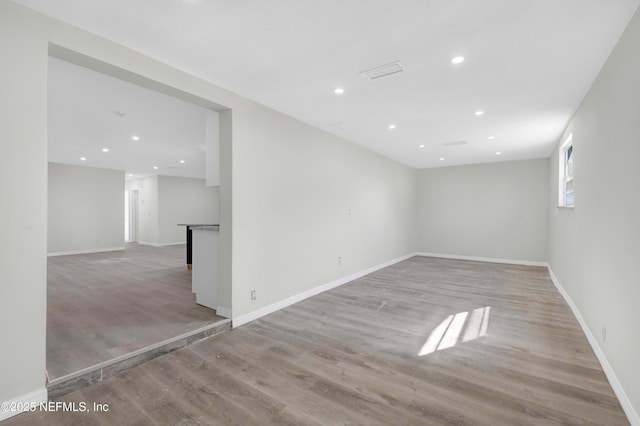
[0,1,48,404]
[548,7,640,418]
[416,159,549,262]
[157,176,219,245]
[48,163,124,254]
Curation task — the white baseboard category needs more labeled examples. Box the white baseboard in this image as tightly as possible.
[232,253,415,328]
[216,306,231,318]
[47,246,124,257]
[548,267,639,426]
[415,252,548,267]
[138,241,185,247]
[0,387,47,421]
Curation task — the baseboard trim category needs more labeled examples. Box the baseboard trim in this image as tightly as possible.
[415,252,548,267]
[138,241,185,247]
[232,253,415,328]
[47,247,124,257]
[0,387,48,421]
[216,306,231,319]
[548,267,639,426]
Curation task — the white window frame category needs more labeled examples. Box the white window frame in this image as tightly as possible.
[558,133,574,207]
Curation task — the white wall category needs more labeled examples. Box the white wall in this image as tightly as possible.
[218,109,233,314]
[48,163,124,254]
[158,175,219,244]
[205,110,220,187]
[128,175,218,245]
[549,7,640,419]
[416,159,549,262]
[232,106,417,318]
[0,2,48,406]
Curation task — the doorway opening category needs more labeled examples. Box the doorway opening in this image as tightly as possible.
[46,51,231,391]
[125,189,139,243]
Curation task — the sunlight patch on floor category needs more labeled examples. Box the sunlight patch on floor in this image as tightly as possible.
[418,306,491,356]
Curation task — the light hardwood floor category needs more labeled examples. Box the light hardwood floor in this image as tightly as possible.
[47,243,224,379]
[11,256,628,425]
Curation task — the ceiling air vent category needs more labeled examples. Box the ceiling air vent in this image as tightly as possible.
[442,140,466,147]
[360,62,405,80]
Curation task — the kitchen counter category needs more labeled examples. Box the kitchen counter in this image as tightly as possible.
[177,224,219,268]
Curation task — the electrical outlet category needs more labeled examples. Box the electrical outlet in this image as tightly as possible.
[601,324,607,341]
[250,290,256,301]
[338,256,342,266]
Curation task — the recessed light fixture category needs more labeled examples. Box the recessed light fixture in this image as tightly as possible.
[102,148,109,152]
[153,166,158,170]
[475,111,484,116]
[419,144,425,148]
[80,157,86,161]
[334,87,344,95]
[440,157,445,161]
[496,151,502,155]
[180,160,185,164]
[128,174,133,177]
[488,136,495,140]
[388,124,397,130]
[132,136,140,141]
[451,56,465,64]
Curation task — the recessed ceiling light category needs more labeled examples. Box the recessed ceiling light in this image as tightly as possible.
[153,166,158,170]
[419,144,425,148]
[451,56,465,64]
[128,174,133,177]
[180,160,185,164]
[132,136,140,141]
[388,124,396,130]
[102,148,109,152]
[475,111,484,116]
[440,157,445,161]
[496,151,502,155]
[80,157,86,161]
[334,87,344,95]
[488,136,495,140]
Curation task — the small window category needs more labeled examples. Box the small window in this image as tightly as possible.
[558,134,574,207]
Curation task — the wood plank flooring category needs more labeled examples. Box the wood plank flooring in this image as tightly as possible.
[11,256,628,425]
[47,243,224,379]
